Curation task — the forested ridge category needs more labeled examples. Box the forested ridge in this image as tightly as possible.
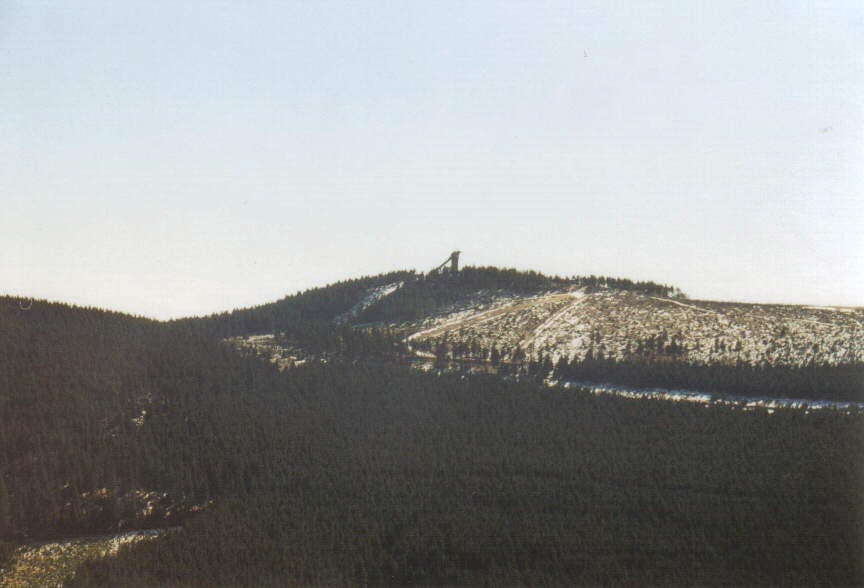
[172,270,415,340]
[0,296,292,541]
[175,266,682,340]
[181,266,864,403]
[1,269,863,585]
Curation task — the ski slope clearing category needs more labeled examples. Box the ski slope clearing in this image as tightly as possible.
[335,281,403,324]
[407,292,574,344]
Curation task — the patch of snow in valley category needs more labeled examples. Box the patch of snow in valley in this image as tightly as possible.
[228,334,307,370]
[1,528,175,588]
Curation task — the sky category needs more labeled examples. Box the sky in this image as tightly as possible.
[2,1,862,319]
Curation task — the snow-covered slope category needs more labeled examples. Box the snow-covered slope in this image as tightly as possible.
[334,281,403,325]
[402,289,864,367]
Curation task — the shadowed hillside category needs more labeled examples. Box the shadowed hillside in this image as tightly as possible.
[0,296,297,541]
[65,367,863,586]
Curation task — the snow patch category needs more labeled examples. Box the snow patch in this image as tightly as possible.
[335,281,403,324]
[552,380,864,414]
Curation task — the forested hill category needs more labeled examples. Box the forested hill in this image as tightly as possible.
[0,296,295,541]
[0,268,686,543]
[171,270,415,339]
[174,266,682,340]
[2,295,864,585]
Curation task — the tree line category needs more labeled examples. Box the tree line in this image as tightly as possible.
[414,335,864,401]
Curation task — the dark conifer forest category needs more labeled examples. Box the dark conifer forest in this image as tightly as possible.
[551,355,864,401]
[173,270,416,340]
[1,273,863,585]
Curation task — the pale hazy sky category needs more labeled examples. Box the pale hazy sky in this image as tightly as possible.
[2,1,862,319]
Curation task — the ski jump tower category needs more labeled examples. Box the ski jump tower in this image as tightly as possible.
[430,251,460,275]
